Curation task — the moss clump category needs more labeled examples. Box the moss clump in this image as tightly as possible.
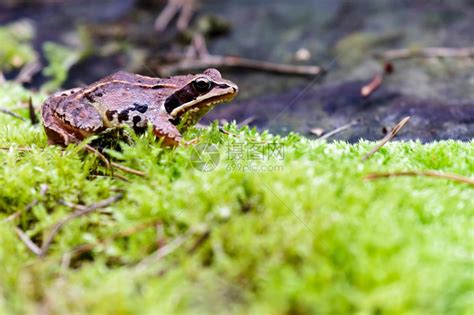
[0,82,473,315]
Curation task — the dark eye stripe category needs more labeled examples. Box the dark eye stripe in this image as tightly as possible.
[164,84,203,113]
[164,94,181,113]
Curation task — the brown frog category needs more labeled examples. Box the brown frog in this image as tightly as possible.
[41,68,238,146]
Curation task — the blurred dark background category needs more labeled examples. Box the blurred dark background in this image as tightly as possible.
[1,0,473,141]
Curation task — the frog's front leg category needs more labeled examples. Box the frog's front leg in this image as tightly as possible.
[149,114,182,147]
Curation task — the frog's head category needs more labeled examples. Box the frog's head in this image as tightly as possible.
[163,68,238,128]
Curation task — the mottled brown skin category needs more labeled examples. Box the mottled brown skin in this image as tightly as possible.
[41,69,238,146]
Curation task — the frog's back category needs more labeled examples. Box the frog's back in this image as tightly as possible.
[75,72,172,129]
[94,71,160,86]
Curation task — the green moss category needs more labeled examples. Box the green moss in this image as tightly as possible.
[0,82,473,315]
[335,31,400,66]
[0,20,37,71]
[42,42,83,92]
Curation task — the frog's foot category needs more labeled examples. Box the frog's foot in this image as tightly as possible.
[90,127,134,150]
[183,138,200,146]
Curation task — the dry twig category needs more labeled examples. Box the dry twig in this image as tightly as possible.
[3,211,23,223]
[15,227,43,256]
[0,146,33,151]
[237,116,256,127]
[155,0,181,31]
[84,145,145,177]
[376,47,474,61]
[0,107,26,121]
[28,97,39,125]
[111,162,146,177]
[111,172,130,182]
[176,0,196,31]
[135,234,189,272]
[362,116,410,161]
[365,171,474,186]
[41,194,123,256]
[361,62,394,97]
[219,127,268,144]
[316,120,359,141]
[186,33,209,57]
[187,230,210,254]
[155,0,197,32]
[84,144,111,169]
[15,59,42,84]
[3,184,48,223]
[62,220,162,267]
[158,53,324,77]
[361,73,384,97]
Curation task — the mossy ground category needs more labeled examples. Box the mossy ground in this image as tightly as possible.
[0,82,473,315]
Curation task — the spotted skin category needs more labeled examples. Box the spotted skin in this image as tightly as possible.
[41,69,238,146]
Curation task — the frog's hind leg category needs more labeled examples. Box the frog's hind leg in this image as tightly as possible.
[41,99,76,146]
[41,97,104,146]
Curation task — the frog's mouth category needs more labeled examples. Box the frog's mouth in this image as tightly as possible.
[170,90,237,119]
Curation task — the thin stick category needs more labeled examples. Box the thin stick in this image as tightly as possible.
[187,230,210,254]
[4,198,38,222]
[364,171,474,186]
[15,59,42,84]
[3,211,22,222]
[159,54,324,77]
[0,146,33,151]
[112,172,130,182]
[188,33,209,58]
[361,73,383,97]
[85,145,145,177]
[28,97,38,125]
[362,116,410,161]
[41,194,123,256]
[376,47,474,61]
[361,62,394,97]
[84,144,111,169]
[111,162,146,177]
[135,235,188,272]
[219,126,268,144]
[154,0,181,32]
[237,116,256,127]
[2,185,47,223]
[63,220,161,267]
[15,227,43,256]
[317,120,359,141]
[58,199,87,211]
[176,0,195,31]
[0,107,26,121]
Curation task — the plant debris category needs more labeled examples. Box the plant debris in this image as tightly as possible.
[362,116,410,161]
[365,171,474,186]
[376,47,474,61]
[158,53,324,77]
[316,120,359,141]
[40,194,124,256]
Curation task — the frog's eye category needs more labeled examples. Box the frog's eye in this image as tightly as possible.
[192,77,212,93]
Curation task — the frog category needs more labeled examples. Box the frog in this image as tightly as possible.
[41,68,238,147]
